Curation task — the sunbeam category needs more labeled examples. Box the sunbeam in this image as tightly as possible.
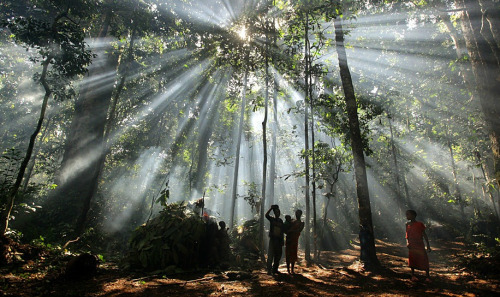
[2,2,500,293]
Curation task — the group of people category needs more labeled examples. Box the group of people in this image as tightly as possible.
[265,205,433,281]
[201,215,231,268]
[265,204,305,275]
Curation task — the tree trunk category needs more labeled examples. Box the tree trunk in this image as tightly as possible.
[303,12,311,262]
[334,17,379,266]
[73,27,138,236]
[267,78,278,209]
[229,52,249,229]
[1,58,52,234]
[53,6,117,234]
[267,11,279,209]
[479,0,500,48]
[457,0,500,189]
[22,117,52,191]
[309,60,318,260]
[260,35,270,260]
[442,13,475,90]
[446,128,465,217]
[401,169,411,209]
[476,0,500,65]
[388,116,404,213]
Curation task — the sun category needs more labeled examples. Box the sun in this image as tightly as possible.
[237,26,247,40]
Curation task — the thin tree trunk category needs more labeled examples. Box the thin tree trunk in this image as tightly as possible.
[334,17,379,266]
[322,182,335,237]
[229,52,249,229]
[470,171,481,217]
[309,60,318,260]
[22,117,52,191]
[303,11,311,263]
[267,8,279,209]
[388,116,404,214]
[401,169,411,209]
[260,34,270,260]
[267,78,278,208]
[446,127,465,217]
[1,58,52,234]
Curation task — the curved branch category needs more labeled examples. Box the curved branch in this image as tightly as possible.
[1,56,53,235]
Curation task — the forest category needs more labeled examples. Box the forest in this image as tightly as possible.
[0,0,499,296]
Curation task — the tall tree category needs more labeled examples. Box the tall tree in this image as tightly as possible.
[333,15,379,266]
[267,0,280,209]
[259,29,270,259]
[303,8,312,262]
[455,0,500,189]
[229,52,250,229]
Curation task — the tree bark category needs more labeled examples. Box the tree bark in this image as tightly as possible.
[334,17,379,266]
[303,11,311,262]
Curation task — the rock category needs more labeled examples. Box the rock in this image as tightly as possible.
[65,253,99,279]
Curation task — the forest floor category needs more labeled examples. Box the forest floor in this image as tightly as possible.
[1,238,499,297]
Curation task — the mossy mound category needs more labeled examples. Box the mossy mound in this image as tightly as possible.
[128,203,205,271]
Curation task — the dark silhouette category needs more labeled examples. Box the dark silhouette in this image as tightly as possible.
[285,209,305,274]
[216,221,231,264]
[65,253,99,279]
[200,213,219,267]
[405,209,431,282]
[265,205,284,274]
[283,215,292,235]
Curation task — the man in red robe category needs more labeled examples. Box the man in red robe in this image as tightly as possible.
[405,209,431,282]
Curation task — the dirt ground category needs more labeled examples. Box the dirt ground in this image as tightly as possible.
[1,239,499,297]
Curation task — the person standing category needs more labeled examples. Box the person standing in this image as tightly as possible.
[216,221,231,264]
[405,209,431,282]
[266,205,284,274]
[285,209,305,274]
